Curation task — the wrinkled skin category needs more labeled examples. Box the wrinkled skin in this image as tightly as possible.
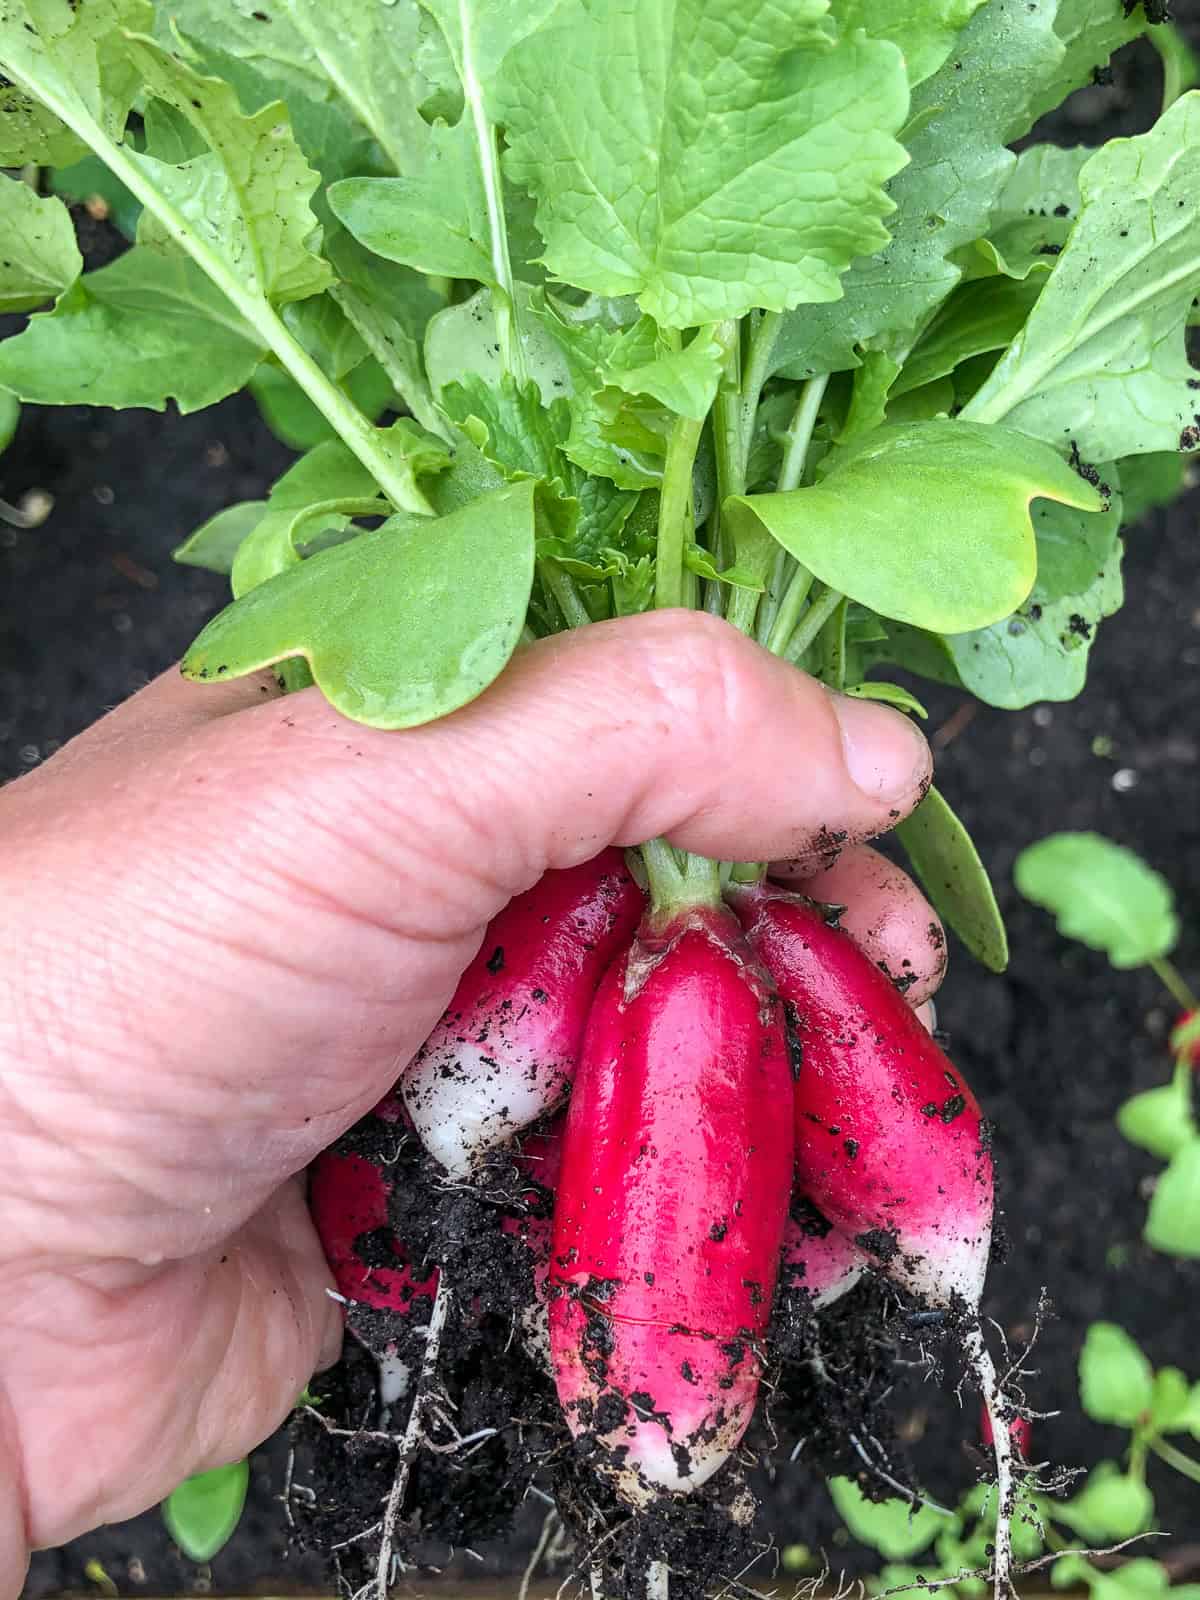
[0,611,938,1595]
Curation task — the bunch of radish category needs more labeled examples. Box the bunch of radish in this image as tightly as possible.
[309,843,1016,1599]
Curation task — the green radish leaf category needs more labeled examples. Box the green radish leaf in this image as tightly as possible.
[945,487,1124,711]
[1117,453,1188,527]
[828,0,986,88]
[0,390,18,455]
[124,35,333,306]
[845,682,929,720]
[152,0,337,105]
[962,93,1200,461]
[1145,1140,1200,1259]
[726,422,1102,633]
[328,139,495,285]
[425,284,570,408]
[267,0,448,173]
[281,294,368,383]
[228,438,395,598]
[182,480,537,729]
[0,0,148,160]
[324,0,552,286]
[0,176,82,313]
[604,319,725,422]
[162,1459,249,1564]
[770,0,1098,380]
[1117,1063,1197,1164]
[1149,1367,1192,1435]
[442,373,568,484]
[1030,1,1142,130]
[1078,1324,1154,1426]
[416,0,564,105]
[827,1478,946,1561]
[895,784,1009,974]
[972,143,1091,280]
[495,0,909,327]
[0,250,265,413]
[893,277,1042,398]
[324,227,449,441]
[174,501,270,576]
[838,352,901,448]
[1014,832,1178,969]
[885,377,956,426]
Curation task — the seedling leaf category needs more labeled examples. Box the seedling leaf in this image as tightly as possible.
[1117,1064,1197,1164]
[827,1477,946,1561]
[1145,1139,1200,1260]
[162,1458,249,1564]
[1078,1323,1154,1426]
[1014,832,1178,969]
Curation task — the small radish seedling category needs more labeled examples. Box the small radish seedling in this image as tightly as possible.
[1016,832,1200,1259]
[402,852,644,1175]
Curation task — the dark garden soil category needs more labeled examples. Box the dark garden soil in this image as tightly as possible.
[5,22,1200,1600]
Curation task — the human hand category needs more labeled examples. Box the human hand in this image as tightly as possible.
[0,611,938,1594]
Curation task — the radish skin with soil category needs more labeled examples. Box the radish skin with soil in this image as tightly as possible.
[402,851,644,1175]
[548,895,794,1502]
[730,880,1013,1596]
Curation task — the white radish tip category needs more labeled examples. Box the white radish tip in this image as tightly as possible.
[402,1039,564,1176]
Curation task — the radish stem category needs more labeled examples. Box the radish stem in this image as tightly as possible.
[785,582,846,663]
[964,1327,1015,1600]
[1150,955,1200,1013]
[765,566,815,655]
[647,1560,670,1600]
[776,373,829,493]
[738,310,782,477]
[1150,1437,1200,1485]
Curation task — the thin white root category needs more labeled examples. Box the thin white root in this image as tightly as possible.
[371,1276,452,1600]
[966,1326,1015,1600]
[647,1558,670,1600]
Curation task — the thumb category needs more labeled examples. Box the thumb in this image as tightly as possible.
[195,608,932,925]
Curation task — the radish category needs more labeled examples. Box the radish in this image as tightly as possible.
[728,882,1013,1600]
[309,1132,438,1407]
[548,901,793,1504]
[782,1198,867,1311]
[402,850,644,1176]
[981,1403,1033,1461]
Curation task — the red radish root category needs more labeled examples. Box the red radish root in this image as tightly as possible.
[549,904,793,1503]
[730,882,1013,1600]
[309,1134,437,1406]
[402,850,644,1175]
